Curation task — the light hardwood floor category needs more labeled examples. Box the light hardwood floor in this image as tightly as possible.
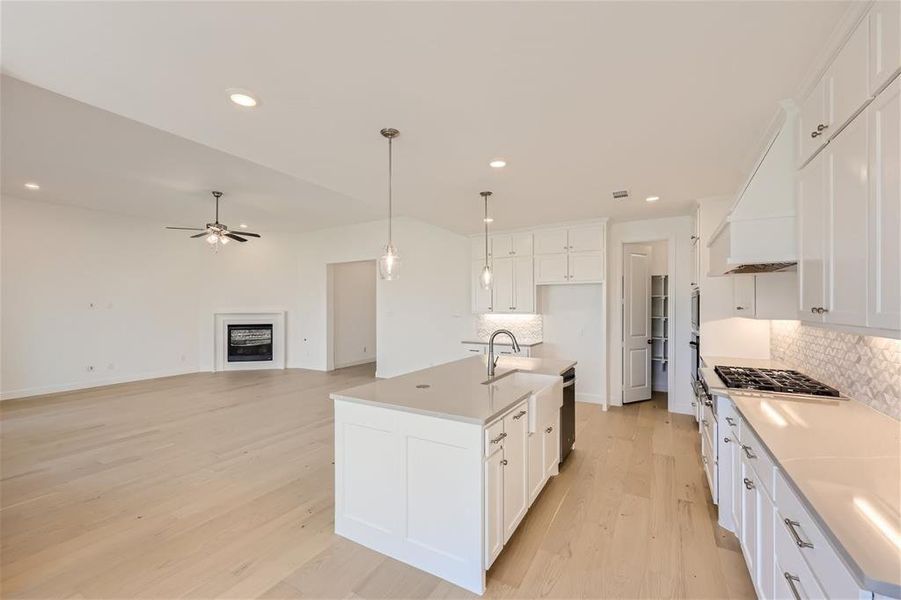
[0,366,754,599]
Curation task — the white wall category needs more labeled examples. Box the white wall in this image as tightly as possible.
[1,196,471,398]
[697,196,770,358]
[534,284,605,404]
[330,260,376,368]
[607,216,693,413]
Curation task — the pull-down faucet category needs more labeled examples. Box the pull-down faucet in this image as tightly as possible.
[487,329,521,378]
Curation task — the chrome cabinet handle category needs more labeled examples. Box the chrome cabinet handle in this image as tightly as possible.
[784,572,802,600]
[810,306,817,313]
[724,436,731,443]
[784,518,814,549]
[742,444,757,459]
[512,410,527,420]
[735,306,745,310]
[811,130,820,138]
[817,123,828,132]
[545,426,553,433]
[490,432,507,444]
[509,307,516,310]
[500,458,508,466]
[743,477,754,490]
[725,416,736,426]
[818,307,828,314]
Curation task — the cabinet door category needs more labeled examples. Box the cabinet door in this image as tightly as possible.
[799,77,828,165]
[754,272,799,320]
[535,254,568,284]
[828,17,870,136]
[869,0,901,96]
[492,257,516,313]
[513,256,535,313]
[542,418,559,479]
[512,233,533,256]
[527,431,544,504]
[502,406,529,542]
[472,236,491,260]
[741,457,758,583]
[534,229,568,255]
[733,275,757,317]
[868,76,901,331]
[568,251,605,282]
[731,433,743,540]
[484,450,504,568]
[797,154,827,321]
[472,260,493,314]
[758,487,776,600]
[825,111,869,327]
[568,225,605,252]
[492,235,513,258]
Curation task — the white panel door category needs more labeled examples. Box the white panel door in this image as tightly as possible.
[513,256,535,313]
[484,450,504,568]
[568,225,605,252]
[799,77,828,165]
[533,229,568,255]
[868,76,901,331]
[472,260,493,314]
[733,275,757,317]
[535,254,568,284]
[623,245,652,404]
[797,154,827,321]
[569,251,605,282]
[502,406,529,542]
[825,111,869,327]
[828,16,870,135]
[492,257,515,313]
[869,0,901,96]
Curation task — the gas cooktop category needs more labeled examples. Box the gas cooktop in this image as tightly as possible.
[713,366,840,397]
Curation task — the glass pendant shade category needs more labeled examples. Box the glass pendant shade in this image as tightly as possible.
[206,233,219,244]
[480,264,493,290]
[379,242,401,280]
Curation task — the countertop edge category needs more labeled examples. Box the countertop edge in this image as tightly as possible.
[461,340,544,347]
[330,391,534,426]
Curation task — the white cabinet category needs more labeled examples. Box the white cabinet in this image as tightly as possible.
[535,254,568,284]
[568,252,605,282]
[798,153,828,321]
[567,225,605,253]
[869,1,901,96]
[484,448,504,568]
[799,76,830,166]
[476,256,534,314]
[541,420,559,480]
[501,406,529,542]
[533,229,568,255]
[535,224,605,284]
[492,257,516,314]
[868,76,901,331]
[472,236,492,260]
[472,260,493,313]
[733,275,757,317]
[493,233,533,258]
[829,17,871,138]
[513,256,535,313]
[740,453,758,585]
[527,430,544,503]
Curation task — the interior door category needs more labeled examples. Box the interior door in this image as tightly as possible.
[798,154,826,321]
[622,244,652,404]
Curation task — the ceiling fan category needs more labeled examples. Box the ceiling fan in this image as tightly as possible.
[166,191,261,245]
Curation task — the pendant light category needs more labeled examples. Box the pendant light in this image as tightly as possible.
[479,191,493,290]
[378,128,401,280]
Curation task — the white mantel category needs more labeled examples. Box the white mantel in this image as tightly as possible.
[213,311,286,372]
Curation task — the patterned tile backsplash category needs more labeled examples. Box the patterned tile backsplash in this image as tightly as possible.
[473,314,543,344]
[770,321,901,419]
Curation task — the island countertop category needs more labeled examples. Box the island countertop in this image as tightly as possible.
[330,355,576,425]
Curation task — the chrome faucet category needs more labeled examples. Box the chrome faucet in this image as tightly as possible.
[487,329,521,377]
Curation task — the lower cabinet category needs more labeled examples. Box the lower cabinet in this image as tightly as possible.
[484,448,505,568]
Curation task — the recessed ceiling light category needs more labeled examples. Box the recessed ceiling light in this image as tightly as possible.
[227,89,258,108]
[489,160,506,169]
[239,223,248,229]
[24,182,40,190]
[646,196,660,203]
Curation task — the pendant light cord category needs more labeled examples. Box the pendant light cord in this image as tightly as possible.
[387,136,393,245]
[484,195,489,267]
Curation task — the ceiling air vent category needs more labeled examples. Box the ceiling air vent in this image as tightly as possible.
[612,190,630,201]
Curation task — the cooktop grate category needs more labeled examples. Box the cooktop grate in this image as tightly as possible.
[714,366,840,397]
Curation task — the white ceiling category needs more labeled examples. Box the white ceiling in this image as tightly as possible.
[1,1,849,234]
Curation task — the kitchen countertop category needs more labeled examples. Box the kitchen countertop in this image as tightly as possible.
[699,356,901,596]
[461,339,543,347]
[331,355,576,426]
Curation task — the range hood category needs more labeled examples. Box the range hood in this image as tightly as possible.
[708,103,798,276]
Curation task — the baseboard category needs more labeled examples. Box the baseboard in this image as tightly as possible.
[0,366,201,401]
[334,358,376,369]
[576,392,604,405]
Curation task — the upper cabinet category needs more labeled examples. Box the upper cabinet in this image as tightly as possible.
[492,233,533,258]
[533,229,568,255]
[534,224,606,285]
[869,0,901,96]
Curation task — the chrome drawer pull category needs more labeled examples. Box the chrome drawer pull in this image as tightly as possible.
[743,477,754,490]
[545,426,553,433]
[742,444,757,459]
[500,459,508,466]
[512,410,527,420]
[490,432,507,444]
[784,572,802,600]
[725,416,736,426]
[784,518,814,549]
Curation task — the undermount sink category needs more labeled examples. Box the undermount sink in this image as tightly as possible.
[483,370,558,390]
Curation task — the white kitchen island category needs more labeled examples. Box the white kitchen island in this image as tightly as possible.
[331,355,576,595]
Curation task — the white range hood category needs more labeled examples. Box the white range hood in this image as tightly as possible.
[708,103,798,275]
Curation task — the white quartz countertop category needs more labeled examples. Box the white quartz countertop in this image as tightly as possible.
[330,356,576,426]
[700,356,901,596]
[461,339,543,347]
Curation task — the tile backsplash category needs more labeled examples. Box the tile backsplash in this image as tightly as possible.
[473,314,543,344]
[770,321,901,419]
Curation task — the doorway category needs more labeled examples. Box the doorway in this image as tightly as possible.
[327,260,377,370]
[622,240,669,404]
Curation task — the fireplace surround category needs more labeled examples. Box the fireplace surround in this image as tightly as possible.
[213,311,285,371]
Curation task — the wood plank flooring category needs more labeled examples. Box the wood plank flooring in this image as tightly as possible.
[0,367,754,599]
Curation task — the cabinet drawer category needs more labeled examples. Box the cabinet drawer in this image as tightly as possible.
[485,420,505,457]
[701,400,717,449]
[739,422,776,500]
[719,398,740,433]
[775,509,828,600]
[701,428,717,504]
[775,471,860,598]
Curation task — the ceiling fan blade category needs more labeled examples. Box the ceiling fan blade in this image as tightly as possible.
[190,232,209,238]
[166,226,205,231]
[236,231,261,238]
[224,233,248,242]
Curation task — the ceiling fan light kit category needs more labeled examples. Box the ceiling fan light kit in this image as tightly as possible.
[166,190,261,248]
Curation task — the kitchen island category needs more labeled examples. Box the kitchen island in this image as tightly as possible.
[331,355,576,594]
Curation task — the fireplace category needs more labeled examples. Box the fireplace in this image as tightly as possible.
[227,324,274,362]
